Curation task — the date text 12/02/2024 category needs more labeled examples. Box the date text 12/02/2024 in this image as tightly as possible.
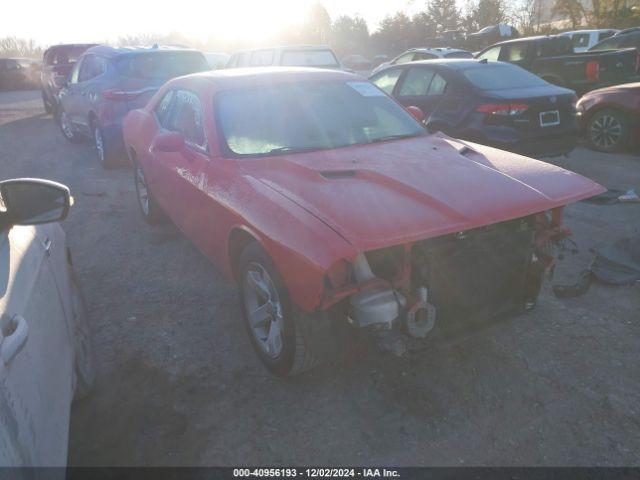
[233,468,400,478]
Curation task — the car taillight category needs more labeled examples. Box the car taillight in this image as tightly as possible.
[101,89,142,101]
[476,103,529,116]
[585,60,600,82]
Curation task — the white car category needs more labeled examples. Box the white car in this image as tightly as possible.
[561,29,619,53]
[0,178,93,466]
[370,47,473,76]
[226,45,342,70]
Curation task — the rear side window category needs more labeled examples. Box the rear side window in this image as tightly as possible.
[571,33,590,49]
[502,43,528,62]
[250,50,274,66]
[444,51,473,58]
[393,52,416,65]
[370,69,402,94]
[598,31,616,41]
[398,67,435,96]
[280,50,339,67]
[590,36,621,51]
[117,52,208,79]
[413,52,437,60]
[167,90,207,150]
[539,38,573,56]
[428,73,447,95]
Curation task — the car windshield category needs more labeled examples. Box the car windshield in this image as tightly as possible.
[280,50,340,68]
[117,51,208,79]
[45,46,90,65]
[463,64,548,89]
[216,80,425,156]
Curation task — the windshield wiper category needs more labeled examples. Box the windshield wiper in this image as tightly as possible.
[266,146,322,155]
[368,133,419,144]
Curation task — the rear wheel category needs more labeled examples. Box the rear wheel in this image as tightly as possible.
[41,90,53,114]
[69,268,95,400]
[134,161,164,224]
[239,242,320,376]
[58,107,83,143]
[586,108,629,153]
[92,122,118,169]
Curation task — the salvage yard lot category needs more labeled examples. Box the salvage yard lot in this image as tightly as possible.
[1,90,639,466]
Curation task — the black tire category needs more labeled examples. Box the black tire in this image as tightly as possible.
[69,268,95,400]
[92,121,119,169]
[586,108,629,153]
[134,161,164,224]
[57,107,83,144]
[41,90,53,114]
[238,242,321,376]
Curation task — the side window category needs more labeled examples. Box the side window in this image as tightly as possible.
[370,69,402,94]
[237,53,249,67]
[6,60,20,70]
[598,31,615,41]
[398,67,434,96]
[69,57,83,84]
[478,46,501,61]
[78,55,105,82]
[168,90,207,151]
[502,43,528,62]
[393,52,415,65]
[154,90,175,128]
[413,52,437,61]
[427,73,447,95]
[250,49,274,66]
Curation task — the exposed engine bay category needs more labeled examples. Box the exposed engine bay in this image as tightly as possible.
[323,209,569,356]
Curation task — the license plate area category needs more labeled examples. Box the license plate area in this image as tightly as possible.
[539,110,560,127]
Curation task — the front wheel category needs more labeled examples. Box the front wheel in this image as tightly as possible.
[239,242,320,376]
[586,108,629,153]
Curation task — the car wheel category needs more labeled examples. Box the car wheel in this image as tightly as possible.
[58,107,83,143]
[134,161,164,224]
[587,109,629,153]
[239,242,320,376]
[69,268,95,400]
[92,122,118,169]
[41,91,53,114]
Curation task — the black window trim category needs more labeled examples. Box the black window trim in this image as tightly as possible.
[164,88,209,155]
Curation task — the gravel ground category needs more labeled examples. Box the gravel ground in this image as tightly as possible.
[1,90,639,466]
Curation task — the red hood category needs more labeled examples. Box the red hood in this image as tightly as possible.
[244,134,605,252]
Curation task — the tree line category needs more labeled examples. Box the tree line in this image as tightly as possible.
[2,0,639,59]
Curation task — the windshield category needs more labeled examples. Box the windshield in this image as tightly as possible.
[463,64,548,90]
[216,80,425,156]
[280,50,340,68]
[116,51,208,79]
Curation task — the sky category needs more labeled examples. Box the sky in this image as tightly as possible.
[1,0,425,46]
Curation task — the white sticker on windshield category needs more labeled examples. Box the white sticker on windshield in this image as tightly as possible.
[347,81,385,97]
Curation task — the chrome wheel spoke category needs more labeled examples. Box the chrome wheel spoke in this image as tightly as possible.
[265,320,283,356]
[249,301,272,328]
[247,270,271,300]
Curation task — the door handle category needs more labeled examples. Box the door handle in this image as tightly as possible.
[0,314,29,365]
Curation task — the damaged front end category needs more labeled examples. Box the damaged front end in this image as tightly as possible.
[321,208,569,356]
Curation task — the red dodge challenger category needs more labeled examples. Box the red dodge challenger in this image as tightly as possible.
[123,68,604,376]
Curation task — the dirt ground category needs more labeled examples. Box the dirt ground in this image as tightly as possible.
[1,90,639,466]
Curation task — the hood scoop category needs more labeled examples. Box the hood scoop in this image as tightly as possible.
[320,170,357,179]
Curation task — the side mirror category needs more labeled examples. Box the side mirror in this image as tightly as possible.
[154,131,185,153]
[406,106,426,122]
[0,179,71,226]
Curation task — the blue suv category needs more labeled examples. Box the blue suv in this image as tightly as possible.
[57,45,208,168]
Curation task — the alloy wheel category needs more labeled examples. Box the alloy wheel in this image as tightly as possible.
[94,126,105,164]
[60,111,74,139]
[590,114,623,150]
[135,165,149,216]
[243,262,285,358]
